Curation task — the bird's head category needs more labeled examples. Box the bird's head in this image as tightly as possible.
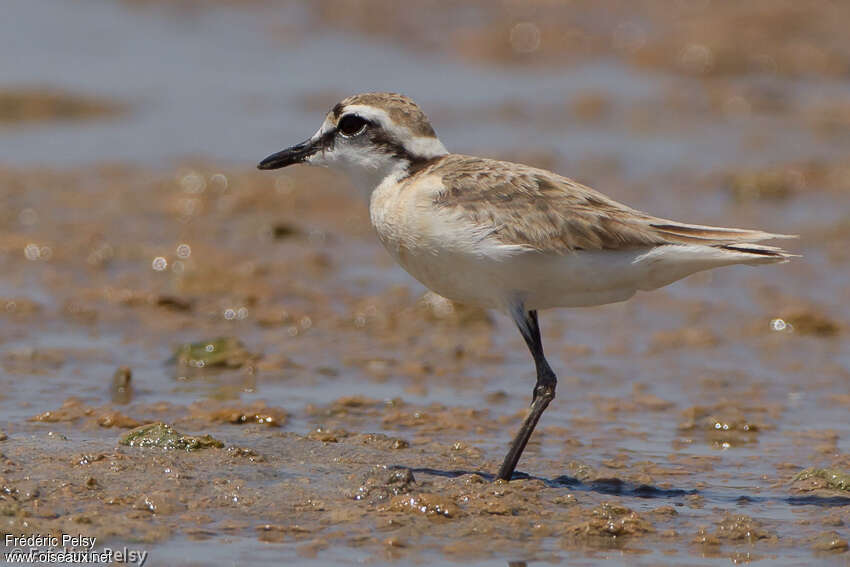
[258,92,447,192]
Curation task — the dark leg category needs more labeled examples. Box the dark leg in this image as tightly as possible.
[496,306,558,481]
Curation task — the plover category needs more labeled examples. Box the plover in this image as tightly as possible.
[258,92,795,481]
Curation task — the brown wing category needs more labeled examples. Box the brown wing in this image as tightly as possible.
[426,155,792,253]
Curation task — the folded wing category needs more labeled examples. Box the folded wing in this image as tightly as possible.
[428,155,795,262]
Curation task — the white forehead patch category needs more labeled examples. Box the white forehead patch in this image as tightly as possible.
[312,117,334,140]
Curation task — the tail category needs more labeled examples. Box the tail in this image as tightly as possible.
[648,220,798,265]
[714,243,798,265]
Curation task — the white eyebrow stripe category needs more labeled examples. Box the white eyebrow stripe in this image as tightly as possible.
[405,136,447,158]
[339,105,393,128]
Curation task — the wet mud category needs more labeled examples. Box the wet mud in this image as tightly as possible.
[1,154,847,564]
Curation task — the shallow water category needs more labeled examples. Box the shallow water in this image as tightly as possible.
[1,1,850,565]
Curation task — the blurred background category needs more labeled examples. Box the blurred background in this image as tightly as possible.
[1,0,849,564]
[6,0,850,170]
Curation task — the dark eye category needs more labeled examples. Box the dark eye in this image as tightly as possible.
[337,114,368,137]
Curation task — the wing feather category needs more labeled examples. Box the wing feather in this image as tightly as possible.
[423,155,795,254]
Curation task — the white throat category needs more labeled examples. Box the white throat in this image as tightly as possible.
[337,156,411,196]
[312,139,446,196]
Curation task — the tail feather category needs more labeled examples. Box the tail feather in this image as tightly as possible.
[649,220,796,245]
[645,219,798,265]
[716,242,798,264]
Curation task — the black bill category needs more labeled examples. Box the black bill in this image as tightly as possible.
[257,138,318,170]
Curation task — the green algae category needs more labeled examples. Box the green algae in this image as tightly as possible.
[793,468,850,491]
[119,422,223,451]
[173,337,255,369]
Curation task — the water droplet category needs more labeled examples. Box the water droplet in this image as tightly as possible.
[209,173,228,191]
[178,169,206,194]
[24,243,40,261]
[678,43,715,74]
[152,257,168,271]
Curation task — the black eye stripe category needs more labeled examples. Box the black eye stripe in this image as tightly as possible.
[337,114,369,136]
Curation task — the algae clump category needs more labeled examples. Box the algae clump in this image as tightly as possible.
[119,422,223,451]
[174,337,255,369]
[793,468,850,491]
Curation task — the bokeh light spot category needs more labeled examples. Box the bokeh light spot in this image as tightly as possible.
[509,22,541,54]
[178,169,206,194]
[678,43,715,74]
[209,173,228,191]
[612,22,646,52]
[24,243,40,261]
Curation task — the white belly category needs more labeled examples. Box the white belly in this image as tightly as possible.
[387,244,639,310]
[380,239,758,312]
